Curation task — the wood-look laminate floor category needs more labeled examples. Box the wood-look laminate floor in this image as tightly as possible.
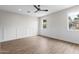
[1,36,79,54]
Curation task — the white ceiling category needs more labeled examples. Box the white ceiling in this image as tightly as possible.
[0,5,74,17]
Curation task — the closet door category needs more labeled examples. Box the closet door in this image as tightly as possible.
[17,26,28,39]
[4,25,16,42]
[17,26,24,38]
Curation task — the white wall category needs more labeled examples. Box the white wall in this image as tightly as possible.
[39,6,79,44]
[0,10,38,42]
[0,12,3,42]
[0,24,2,42]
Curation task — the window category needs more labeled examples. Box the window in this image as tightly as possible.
[68,12,79,31]
[43,19,47,29]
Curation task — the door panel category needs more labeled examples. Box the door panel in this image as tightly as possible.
[4,26,16,41]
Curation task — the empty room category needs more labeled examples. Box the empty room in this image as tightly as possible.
[1,5,79,54]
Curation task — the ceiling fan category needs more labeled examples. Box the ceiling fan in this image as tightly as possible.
[33,5,48,13]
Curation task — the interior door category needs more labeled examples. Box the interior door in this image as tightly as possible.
[4,25,16,42]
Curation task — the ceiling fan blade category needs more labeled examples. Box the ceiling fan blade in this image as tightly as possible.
[40,9,48,11]
[34,5,39,10]
[33,5,48,13]
[34,10,38,13]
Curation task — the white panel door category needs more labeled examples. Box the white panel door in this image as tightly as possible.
[4,26,16,42]
[17,26,28,39]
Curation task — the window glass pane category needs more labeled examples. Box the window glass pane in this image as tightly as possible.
[43,20,47,29]
[68,12,79,31]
